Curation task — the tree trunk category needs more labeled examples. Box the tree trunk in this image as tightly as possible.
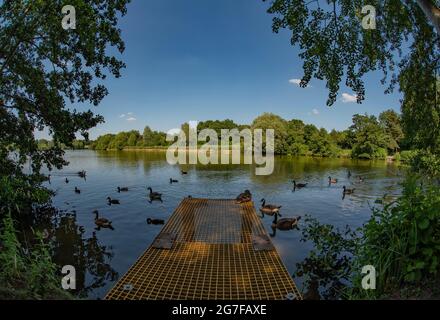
[416,0,440,35]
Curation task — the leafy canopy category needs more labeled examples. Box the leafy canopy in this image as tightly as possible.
[0,0,130,177]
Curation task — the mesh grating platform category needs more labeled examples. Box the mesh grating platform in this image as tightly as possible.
[105,198,301,300]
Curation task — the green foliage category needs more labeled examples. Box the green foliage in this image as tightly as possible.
[379,109,404,154]
[350,114,388,159]
[251,113,289,154]
[0,175,52,216]
[0,0,130,177]
[294,215,359,299]
[0,214,73,299]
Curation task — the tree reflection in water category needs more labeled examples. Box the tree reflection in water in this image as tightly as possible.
[28,207,118,298]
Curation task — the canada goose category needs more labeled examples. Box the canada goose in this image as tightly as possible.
[236,190,252,203]
[78,170,86,178]
[74,187,81,194]
[343,186,355,194]
[347,170,352,178]
[260,199,282,218]
[117,186,129,192]
[65,178,69,184]
[107,197,120,205]
[93,210,113,229]
[147,187,162,202]
[358,176,364,182]
[328,176,338,184]
[147,218,165,225]
[181,170,188,175]
[270,215,301,237]
[170,178,179,183]
[292,180,308,190]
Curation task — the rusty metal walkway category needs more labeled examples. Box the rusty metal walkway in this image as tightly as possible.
[105,198,301,300]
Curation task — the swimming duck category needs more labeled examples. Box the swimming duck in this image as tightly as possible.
[343,186,355,194]
[170,178,179,183]
[270,215,301,237]
[107,197,120,205]
[292,180,308,190]
[74,187,81,194]
[117,186,129,192]
[147,187,162,202]
[93,210,113,229]
[236,190,252,203]
[147,218,165,225]
[328,176,338,184]
[260,199,282,217]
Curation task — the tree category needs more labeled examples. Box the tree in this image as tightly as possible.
[379,109,404,153]
[264,0,440,153]
[251,113,289,154]
[350,114,388,159]
[0,1,129,182]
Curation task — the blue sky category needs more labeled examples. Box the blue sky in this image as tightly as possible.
[59,0,402,139]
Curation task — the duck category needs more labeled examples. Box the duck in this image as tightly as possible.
[343,186,355,194]
[169,178,179,184]
[65,178,69,184]
[147,187,162,202]
[270,215,301,237]
[328,176,338,184]
[181,170,188,175]
[236,190,252,203]
[74,187,81,194]
[77,170,86,178]
[117,186,129,192]
[93,210,113,229]
[147,218,165,225]
[260,199,282,217]
[292,180,308,190]
[107,197,120,205]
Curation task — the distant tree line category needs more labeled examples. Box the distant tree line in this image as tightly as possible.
[87,110,405,159]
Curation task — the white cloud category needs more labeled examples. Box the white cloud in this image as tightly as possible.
[289,78,312,88]
[127,112,133,115]
[119,114,126,118]
[126,117,137,121]
[342,93,358,103]
[289,79,302,86]
[312,108,319,115]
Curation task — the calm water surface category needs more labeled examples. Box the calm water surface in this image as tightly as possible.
[43,150,403,298]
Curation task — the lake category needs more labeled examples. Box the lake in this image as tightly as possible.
[42,150,403,299]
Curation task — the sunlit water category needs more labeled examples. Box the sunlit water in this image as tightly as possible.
[42,150,404,299]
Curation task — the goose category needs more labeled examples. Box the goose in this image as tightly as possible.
[65,178,69,184]
[343,186,355,194]
[74,187,81,194]
[169,178,179,183]
[236,190,252,203]
[117,186,129,192]
[347,170,352,179]
[270,214,301,236]
[78,170,86,178]
[181,170,188,175]
[292,180,308,190]
[259,199,282,217]
[93,210,113,229]
[147,218,165,225]
[147,187,162,202]
[328,176,338,184]
[107,197,120,205]
[358,176,364,183]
